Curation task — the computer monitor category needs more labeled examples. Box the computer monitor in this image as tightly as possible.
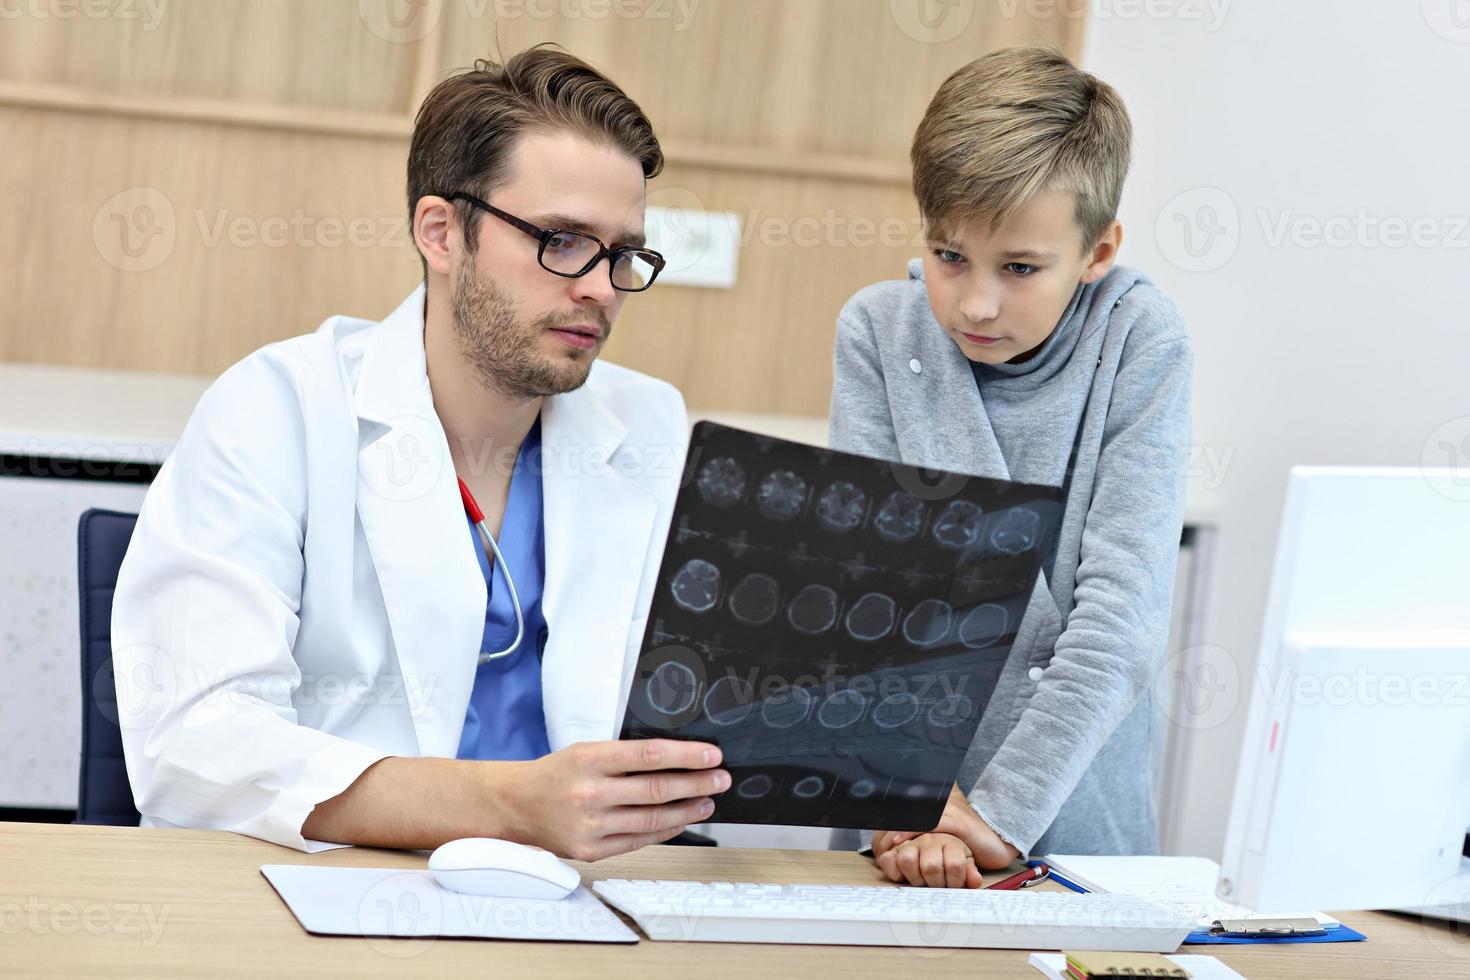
[1218,466,1470,916]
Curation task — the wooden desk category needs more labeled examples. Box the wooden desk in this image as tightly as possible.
[3,823,1464,978]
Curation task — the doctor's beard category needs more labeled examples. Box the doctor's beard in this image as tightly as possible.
[450,257,611,400]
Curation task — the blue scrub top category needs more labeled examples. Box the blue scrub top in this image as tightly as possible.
[456,417,551,762]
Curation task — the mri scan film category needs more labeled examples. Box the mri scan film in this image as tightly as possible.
[620,423,1064,831]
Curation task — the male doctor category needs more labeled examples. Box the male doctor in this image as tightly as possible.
[111,48,730,858]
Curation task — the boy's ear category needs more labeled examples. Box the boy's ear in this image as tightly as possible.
[1080,219,1123,284]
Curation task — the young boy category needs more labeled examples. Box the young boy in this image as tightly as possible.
[829,47,1191,888]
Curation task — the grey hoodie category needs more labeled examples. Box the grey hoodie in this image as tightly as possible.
[828,260,1191,856]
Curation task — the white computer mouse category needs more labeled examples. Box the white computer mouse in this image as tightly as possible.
[428,837,581,900]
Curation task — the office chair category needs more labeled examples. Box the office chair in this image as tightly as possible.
[75,508,142,826]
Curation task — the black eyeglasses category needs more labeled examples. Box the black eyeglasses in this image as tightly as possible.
[446,192,666,292]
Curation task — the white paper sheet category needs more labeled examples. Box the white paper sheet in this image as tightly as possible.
[260,865,638,943]
[1042,854,1338,929]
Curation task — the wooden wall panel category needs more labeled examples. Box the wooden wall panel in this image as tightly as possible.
[0,107,421,372]
[0,0,421,113]
[0,0,1085,415]
[437,0,1084,159]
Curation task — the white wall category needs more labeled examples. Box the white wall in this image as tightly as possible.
[1084,1,1470,857]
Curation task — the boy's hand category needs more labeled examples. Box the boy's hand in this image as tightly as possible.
[873,831,983,888]
[877,784,1021,873]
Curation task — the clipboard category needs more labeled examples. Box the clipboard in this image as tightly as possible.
[1030,862,1369,945]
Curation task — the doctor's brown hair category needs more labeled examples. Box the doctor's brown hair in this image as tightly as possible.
[911,46,1131,252]
[406,46,664,276]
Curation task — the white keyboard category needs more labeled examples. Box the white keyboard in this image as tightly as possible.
[592,879,1196,951]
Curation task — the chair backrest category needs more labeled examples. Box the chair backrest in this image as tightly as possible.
[76,508,141,826]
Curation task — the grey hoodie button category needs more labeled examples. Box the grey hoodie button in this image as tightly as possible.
[1028,666,1044,682]
[909,358,922,374]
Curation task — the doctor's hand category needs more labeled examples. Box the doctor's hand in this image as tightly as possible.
[872,784,1020,881]
[500,739,729,862]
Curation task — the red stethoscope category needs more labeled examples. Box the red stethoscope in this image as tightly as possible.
[458,477,525,664]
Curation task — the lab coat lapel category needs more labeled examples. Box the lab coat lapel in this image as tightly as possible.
[539,380,659,748]
[353,285,486,757]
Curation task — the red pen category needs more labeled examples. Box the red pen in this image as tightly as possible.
[986,863,1050,891]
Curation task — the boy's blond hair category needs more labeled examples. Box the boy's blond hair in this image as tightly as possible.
[911,46,1131,251]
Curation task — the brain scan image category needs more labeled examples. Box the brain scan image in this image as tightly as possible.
[958,603,1009,649]
[901,598,954,647]
[736,774,773,799]
[728,573,780,626]
[844,592,896,642]
[787,584,840,635]
[872,691,921,728]
[873,491,925,543]
[670,558,722,613]
[755,470,808,522]
[989,506,1041,555]
[645,660,700,716]
[816,689,868,729]
[932,500,984,551]
[928,694,975,728]
[814,481,867,533]
[696,456,747,509]
[760,685,813,728]
[621,422,1066,831]
[791,775,826,799]
[703,673,756,726]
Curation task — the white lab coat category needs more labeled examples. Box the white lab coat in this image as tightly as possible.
[111,285,687,850]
